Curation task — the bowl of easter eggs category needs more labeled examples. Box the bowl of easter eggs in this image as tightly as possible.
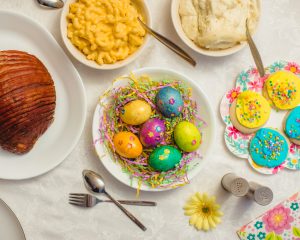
[92,67,216,191]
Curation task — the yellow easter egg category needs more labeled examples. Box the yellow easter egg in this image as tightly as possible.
[120,100,151,125]
[113,131,143,158]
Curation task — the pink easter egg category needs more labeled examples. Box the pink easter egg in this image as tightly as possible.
[140,118,165,147]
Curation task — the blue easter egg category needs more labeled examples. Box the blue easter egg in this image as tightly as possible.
[155,87,183,118]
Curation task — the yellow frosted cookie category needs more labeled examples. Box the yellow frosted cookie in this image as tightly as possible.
[230,91,271,134]
[264,71,300,110]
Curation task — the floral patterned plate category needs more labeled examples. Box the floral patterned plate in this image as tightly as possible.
[220,61,300,174]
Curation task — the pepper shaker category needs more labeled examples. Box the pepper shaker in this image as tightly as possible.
[246,181,273,206]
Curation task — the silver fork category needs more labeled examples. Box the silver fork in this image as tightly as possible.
[69,193,157,207]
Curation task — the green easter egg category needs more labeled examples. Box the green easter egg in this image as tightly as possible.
[174,121,201,152]
[149,146,182,172]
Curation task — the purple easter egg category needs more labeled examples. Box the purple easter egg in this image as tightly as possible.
[140,118,165,147]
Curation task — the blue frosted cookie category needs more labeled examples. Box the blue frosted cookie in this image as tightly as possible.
[284,106,300,145]
[249,128,289,168]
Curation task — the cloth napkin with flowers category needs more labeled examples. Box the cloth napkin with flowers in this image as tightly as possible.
[237,192,300,240]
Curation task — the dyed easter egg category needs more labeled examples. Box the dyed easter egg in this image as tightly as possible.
[174,121,201,152]
[149,146,182,172]
[140,118,166,147]
[120,100,151,125]
[155,87,183,118]
[113,132,143,158]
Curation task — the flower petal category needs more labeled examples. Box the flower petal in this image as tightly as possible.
[212,216,221,224]
[202,193,208,202]
[191,195,198,202]
[212,204,221,210]
[203,218,210,231]
[189,214,198,225]
[214,211,223,217]
[196,192,203,201]
[183,205,197,211]
[184,209,197,216]
[195,217,203,230]
[208,216,216,228]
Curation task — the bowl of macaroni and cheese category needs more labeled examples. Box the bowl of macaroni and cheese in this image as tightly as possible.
[60,0,151,70]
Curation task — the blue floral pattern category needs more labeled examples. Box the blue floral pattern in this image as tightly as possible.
[269,61,285,73]
[254,221,263,230]
[247,233,256,240]
[291,202,299,211]
[257,232,266,240]
[236,71,250,91]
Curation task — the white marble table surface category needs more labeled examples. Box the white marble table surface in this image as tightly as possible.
[1,0,300,239]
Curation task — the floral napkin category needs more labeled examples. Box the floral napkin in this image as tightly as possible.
[237,192,300,240]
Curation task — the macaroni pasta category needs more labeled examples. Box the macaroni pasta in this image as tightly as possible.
[67,0,146,65]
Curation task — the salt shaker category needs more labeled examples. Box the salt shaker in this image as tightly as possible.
[221,173,250,197]
[246,181,273,206]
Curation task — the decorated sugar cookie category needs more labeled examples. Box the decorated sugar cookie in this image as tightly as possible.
[249,128,289,168]
[284,106,300,145]
[229,90,271,134]
[220,61,300,174]
[263,71,300,110]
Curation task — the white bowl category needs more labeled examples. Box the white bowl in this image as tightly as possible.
[171,0,260,57]
[92,67,216,191]
[60,0,152,70]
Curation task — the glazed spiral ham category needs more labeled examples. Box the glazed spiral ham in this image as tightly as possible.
[0,50,56,154]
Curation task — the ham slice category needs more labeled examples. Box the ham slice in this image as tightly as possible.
[0,50,56,154]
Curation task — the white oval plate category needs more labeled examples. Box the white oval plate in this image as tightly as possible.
[92,67,216,191]
[0,11,86,180]
[0,199,26,240]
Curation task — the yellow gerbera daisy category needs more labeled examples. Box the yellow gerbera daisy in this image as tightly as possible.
[183,192,223,231]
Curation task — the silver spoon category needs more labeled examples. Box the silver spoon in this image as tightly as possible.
[245,19,265,77]
[36,0,64,9]
[82,170,147,231]
[137,18,196,67]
